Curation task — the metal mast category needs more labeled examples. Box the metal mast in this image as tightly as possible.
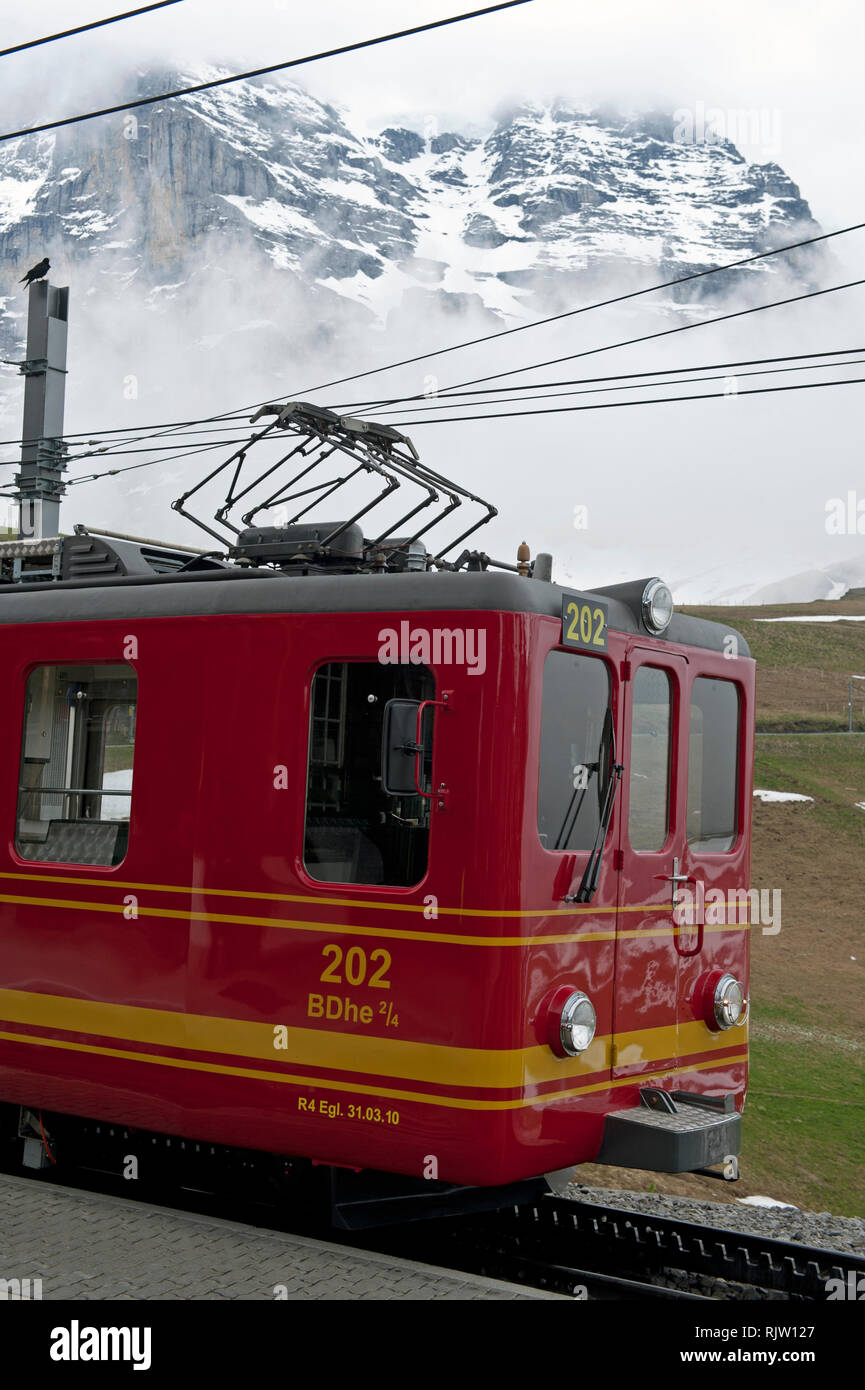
[16,280,69,540]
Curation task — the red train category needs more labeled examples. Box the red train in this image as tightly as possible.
[0,408,753,1224]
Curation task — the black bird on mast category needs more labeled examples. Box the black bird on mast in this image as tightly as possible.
[19,257,50,287]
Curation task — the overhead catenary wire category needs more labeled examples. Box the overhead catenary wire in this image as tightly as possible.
[2,344,862,457]
[247,220,865,408]
[0,435,251,469]
[39,370,865,492]
[2,370,862,507]
[0,421,247,450]
[0,416,264,462]
[377,276,865,409]
[0,344,856,453]
[65,435,248,486]
[0,426,254,464]
[0,126,860,472]
[366,355,865,416]
[2,344,863,471]
[4,221,855,467]
[13,218,850,462]
[0,2,183,60]
[66,436,254,461]
[3,247,863,501]
[387,373,865,427]
[0,1,532,143]
[339,348,865,414]
[134,219,864,434]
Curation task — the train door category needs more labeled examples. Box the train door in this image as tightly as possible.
[612,647,689,1080]
[676,662,750,1073]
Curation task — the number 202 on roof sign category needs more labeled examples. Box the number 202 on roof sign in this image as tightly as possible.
[561,594,608,651]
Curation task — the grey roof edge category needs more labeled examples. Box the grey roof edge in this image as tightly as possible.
[0,569,751,657]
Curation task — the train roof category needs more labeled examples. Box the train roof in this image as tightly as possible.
[0,565,750,657]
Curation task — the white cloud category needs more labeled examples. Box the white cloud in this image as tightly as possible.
[0,1,862,597]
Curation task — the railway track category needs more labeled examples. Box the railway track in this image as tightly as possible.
[358,1194,865,1301]
[5,1152,862,1300]
[537,1195,865,1298]
[361,1214,710,1300]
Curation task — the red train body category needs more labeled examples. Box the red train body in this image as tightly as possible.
[0,555,753,1203]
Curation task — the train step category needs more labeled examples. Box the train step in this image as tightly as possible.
[594,1089,741,1174]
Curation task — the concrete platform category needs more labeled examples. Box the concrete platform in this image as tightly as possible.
[0,1174,560,1300]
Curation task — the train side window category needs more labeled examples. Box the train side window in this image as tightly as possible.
[687,678,740,852]
[15,663,137,867]
[304,661,434,887]
[537,650,611,852]
[628,666,671,852]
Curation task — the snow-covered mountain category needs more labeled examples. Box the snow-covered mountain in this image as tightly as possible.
[745,555,865,605]
[1,70,845,606]
[0,70,821,358]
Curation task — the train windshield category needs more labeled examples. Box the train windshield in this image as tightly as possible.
[537,650,611,852]
[628,666,672,852]
[15,663,137,867]
[304,661,434,887]
[687,677,740,852]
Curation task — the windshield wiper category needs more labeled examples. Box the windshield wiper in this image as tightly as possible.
[565,713,623,903]
[553,760,598,850]
[568,760,623,902]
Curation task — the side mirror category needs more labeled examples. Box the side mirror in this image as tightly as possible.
[381,699,423,795]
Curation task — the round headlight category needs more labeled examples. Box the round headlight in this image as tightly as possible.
[713,973,747,1030]
[641,578,675,634]
[559,991,597,1056]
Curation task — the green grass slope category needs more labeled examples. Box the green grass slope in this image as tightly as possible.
[682,599,865,1214]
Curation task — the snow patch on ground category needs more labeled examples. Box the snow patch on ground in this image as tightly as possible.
[101,768,132,822]
[753,789,814,803]
[754,615,865,623]
[736,1195,798,1209]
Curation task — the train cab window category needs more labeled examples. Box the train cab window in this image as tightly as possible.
[304,662,434,887]
[15,663,137,867]
[628,666,671,852]
[687,677,740,852]
[537,650,611,851]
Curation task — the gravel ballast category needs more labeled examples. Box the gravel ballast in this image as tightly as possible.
[566,1184,865,1258]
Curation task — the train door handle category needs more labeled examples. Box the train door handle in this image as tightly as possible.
[660,857,690,913]
[675,920,704,957]
[658,857,704,957]
[413,694,452,802]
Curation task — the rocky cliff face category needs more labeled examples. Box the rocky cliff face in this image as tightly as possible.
[0,73,844,603]
[0,69,820,361]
